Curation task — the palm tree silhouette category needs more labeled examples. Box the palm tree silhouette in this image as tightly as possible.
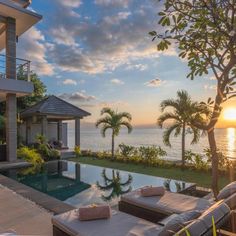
[96,108,132,159]
[96,169,133,201]
[158,90,209,168]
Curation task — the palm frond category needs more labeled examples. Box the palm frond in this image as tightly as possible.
[117,112,132,121]
[120,121,133,133]
[189,125,201,145]
[160,99,179,112]
[157,112,180,128]
[163,123,181,147]
[101,124,111,137]
[100,107,115,117]
[95,116,111,128]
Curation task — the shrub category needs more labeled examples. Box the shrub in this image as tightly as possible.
[17,146,44,165]
[185,150,208,171]
[138,145,167,165]
[37,143,60,161]
[74,145,81,157]
[35,134,47,144]
[204,148,231,170]
[118,143,136,157]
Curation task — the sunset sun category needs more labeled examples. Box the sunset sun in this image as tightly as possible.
[223,108,236,121]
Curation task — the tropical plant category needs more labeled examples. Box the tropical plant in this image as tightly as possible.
[96,169,132,201]
[185,150,208,171]
[158,90,209,168]
[150,0,236,197]
[74,145,81,158]
[95,108,132,159]
[118,143,136,157]
[17,146,44,165]
[138,145,167,164]
[35,134,47,144]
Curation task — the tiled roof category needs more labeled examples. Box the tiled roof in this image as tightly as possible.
[20,95,91,118]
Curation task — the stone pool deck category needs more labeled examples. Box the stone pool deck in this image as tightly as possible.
[0,174,76,235]
[0,174,75,215]
[0,185,52,235]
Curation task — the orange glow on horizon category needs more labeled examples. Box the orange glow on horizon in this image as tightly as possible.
[223,108,236,121]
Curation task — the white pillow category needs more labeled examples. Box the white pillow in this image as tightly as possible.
[217,181,236,200]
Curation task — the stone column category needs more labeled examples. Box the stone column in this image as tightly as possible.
[41,116,48,138]
[6,17,17,162]
[57,120,63,141]
[75,163,81,183]
[25,118,32,145]
[75,118,80,146]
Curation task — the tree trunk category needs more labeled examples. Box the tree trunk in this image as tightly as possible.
[208,128,219,199]
[181,123,186,169]
[111,132,115,160]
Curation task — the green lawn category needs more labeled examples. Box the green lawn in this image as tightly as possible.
[70,156,230,189]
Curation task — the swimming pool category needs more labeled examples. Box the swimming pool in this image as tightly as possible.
[0,161,195,207]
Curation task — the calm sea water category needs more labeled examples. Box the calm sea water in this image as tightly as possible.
[68,126,236,161]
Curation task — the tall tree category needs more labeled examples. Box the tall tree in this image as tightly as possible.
[95,108,132,159]
[150,0,236,197]
[158,90,209,168]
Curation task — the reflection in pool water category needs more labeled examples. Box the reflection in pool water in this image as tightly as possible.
[96,169,132,201]
[0,161,195,207]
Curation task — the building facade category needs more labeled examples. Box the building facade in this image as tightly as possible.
[0,0,42,161]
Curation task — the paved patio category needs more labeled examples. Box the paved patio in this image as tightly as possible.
[0,185,53,235]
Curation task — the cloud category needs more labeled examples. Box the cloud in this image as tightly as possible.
[62,79,77,85]
[48,45,105,74]
[59,91,96,102]
[110,79,124,85]
[94,0,130,8]
[51,26,77,46]
[103,12,131,25]
[99,100,129,108]
[204,84,217,90]
[126,63,148,71]
[46,1,173,74]
[17,27,54,76]
[58,0,82,8]
[145,78,166,87]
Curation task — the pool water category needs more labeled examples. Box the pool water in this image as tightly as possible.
[0,161,195,207]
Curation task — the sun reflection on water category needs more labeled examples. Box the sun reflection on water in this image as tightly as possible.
[227,128,236,160]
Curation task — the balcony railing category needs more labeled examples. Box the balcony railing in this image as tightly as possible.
[0,54,31,82]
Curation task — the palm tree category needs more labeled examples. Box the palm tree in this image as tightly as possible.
[96,169,133,201]
[96,108,132,159]
[158,90,209,168]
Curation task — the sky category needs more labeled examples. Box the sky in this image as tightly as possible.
[16,0,236,128]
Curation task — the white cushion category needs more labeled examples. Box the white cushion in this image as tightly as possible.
[218,181,236,200]
[52,210,162,236]
[121,189,212,215]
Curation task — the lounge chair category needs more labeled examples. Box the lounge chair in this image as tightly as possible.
[52,201,231,236]
[119,185,236,223]
[119,189,213,222]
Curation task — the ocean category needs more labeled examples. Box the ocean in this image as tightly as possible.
[68,126,236,161]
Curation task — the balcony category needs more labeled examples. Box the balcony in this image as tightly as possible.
[0,54,33,101]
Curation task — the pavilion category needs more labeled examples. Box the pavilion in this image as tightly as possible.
[20,95,91,147]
